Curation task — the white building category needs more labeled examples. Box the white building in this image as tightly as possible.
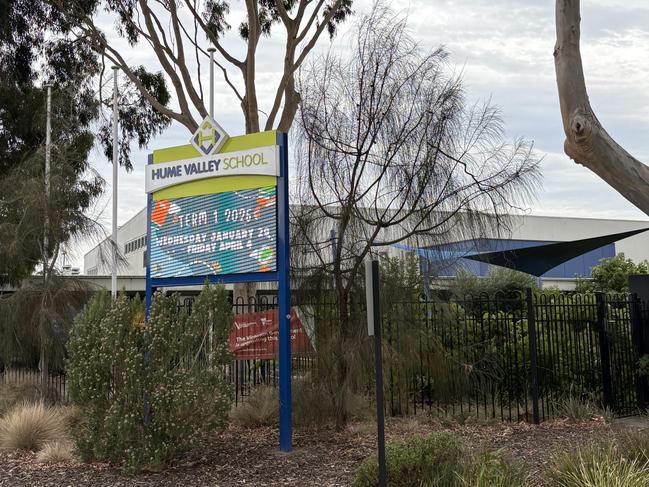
[84,207,148,278]
[83,208,649,291]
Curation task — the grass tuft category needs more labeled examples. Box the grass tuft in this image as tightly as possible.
[36,441,75,463]
[0,402,68,451]
[230,386,278,427]
[553,395,603,421]
[548,441,649,487]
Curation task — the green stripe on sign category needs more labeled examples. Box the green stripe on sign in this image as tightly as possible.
[151,130,278,199]
[153,175,277,200]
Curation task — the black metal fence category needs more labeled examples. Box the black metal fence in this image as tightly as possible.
[3,289,648,424]
[224,289,649,423]
[0,366,68,402]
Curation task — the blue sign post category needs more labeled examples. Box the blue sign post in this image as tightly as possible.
[145,128,292,452]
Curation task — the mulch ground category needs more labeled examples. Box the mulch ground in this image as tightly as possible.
[0,417,640,486]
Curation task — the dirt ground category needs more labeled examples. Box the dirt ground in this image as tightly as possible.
[0,416,640,486]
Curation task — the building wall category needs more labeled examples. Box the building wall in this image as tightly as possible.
[84,207,649,287]
[84,207,148,276]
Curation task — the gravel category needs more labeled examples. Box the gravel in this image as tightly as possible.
[0,416,629,486]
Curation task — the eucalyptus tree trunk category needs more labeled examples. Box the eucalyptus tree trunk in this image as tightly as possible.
[554,0,649,215]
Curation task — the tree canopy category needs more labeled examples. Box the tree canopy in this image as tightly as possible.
[575,253,649,294]
[44,0,354,134]
[0,0,178,284]
[292,3,540,428]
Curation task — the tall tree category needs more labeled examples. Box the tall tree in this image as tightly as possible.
[46,0,353,134]
[293,4,540,428]
[0,81,104,394]
[555,0,649,215]
[0,0,171,394]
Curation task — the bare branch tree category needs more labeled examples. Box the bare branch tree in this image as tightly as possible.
[49,0,354,134]
[554,0,649,215]
[293,4,540,428]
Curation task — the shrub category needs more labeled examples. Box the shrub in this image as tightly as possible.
[67,286,233,471]
[353,432,465,487]
[575,253,649,294]
[548,441,649,487]
[36,441,75,463]
[460,450,529,487]
[0,402,67,451]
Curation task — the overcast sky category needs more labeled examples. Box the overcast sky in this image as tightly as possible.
[72,0,649,268]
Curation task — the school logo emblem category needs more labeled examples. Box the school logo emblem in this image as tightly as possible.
[191,116,229,156]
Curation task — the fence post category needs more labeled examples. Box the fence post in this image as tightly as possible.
[596,292,614,410]
[525,287,540,425]
[631,294,648,411]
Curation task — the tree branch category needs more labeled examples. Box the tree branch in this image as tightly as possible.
[554,0,649,215]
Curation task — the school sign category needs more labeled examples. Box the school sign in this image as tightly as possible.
[144,118,292,451]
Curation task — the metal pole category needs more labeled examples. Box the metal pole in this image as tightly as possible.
[44,85,52,275]
[207,46,217,361]
[525,287,540,424]
[277,132,292,452]
[596,292,614,410]
[366,259,386,487]
[208,47,216,118]
[111,67,119,299]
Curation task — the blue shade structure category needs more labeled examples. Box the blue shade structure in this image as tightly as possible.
[462,227,649,277]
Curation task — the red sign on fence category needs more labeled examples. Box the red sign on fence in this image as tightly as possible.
[228,308,315,360]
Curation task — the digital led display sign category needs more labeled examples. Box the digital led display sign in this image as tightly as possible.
[149,186,277,278]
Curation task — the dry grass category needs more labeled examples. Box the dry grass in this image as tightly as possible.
[36,441,75,464]
[0,402,68,451]
[231,382,370,428]
[230,386,278,427]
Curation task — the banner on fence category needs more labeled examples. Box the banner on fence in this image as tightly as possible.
[229,307,314,360]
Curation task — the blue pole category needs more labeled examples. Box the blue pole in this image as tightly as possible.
[277,131,292,452]
[145,176,153,318]
[144,156,153,426]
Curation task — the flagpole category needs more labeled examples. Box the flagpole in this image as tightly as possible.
[111,66,119,299]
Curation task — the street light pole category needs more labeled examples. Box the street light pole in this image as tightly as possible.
[208,47,216,118]
[43,85,52,276]
[111,66,119,299]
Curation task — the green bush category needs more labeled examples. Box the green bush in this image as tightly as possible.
[354,432,531,487]
[575,252,649,294]
[67,286,232,471]
[353,432,465,487]
[459,450,529,487]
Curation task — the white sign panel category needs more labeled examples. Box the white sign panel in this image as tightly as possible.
[146,145,280,194]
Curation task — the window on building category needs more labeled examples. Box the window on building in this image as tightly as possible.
[143,250,147,268]
[124,235,147,255]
